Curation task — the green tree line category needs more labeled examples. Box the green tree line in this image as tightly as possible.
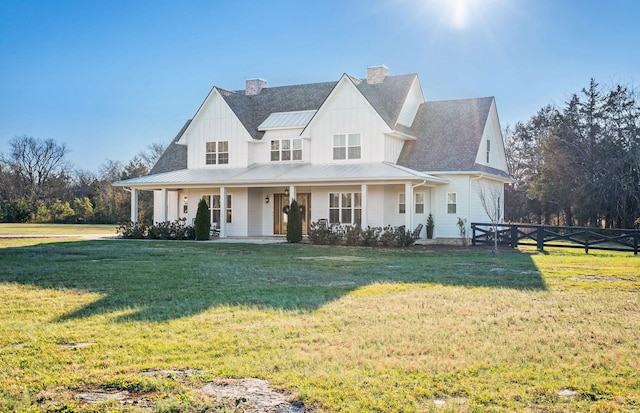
[0,135,164,224]
[505,80,640,228]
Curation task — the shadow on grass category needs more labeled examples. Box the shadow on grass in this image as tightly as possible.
[0,240,546,322]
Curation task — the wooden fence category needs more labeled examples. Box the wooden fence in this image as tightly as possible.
[471,223,639,255]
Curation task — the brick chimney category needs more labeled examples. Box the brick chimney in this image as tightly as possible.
[366,65,389,84]
[245,78,267,95]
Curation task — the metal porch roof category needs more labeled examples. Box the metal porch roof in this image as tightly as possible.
[114,162,449,188]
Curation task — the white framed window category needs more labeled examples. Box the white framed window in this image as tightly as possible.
[333,133,361,160]
[270,138,302,162]
[206,194,232,224]
[486,139,491,163]
[415,193,425,214]
[206,141,229,165]
[447,193,457,214]
[329,192,361,225]
[398,193,406,214]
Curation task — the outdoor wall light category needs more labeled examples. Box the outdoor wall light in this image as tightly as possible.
[284,187,290,196]
[183,196,188,205]
[265,195,270,204]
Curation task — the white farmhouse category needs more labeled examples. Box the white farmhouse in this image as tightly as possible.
[114,66,511,240]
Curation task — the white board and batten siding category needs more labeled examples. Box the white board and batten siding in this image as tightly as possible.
[307,77,392,164]
[181,89,252,169]
[474,100,509,171]
[396,77,424,127]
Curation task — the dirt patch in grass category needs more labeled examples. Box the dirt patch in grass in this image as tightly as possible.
[51,370,309,413]
[202,378,305,412]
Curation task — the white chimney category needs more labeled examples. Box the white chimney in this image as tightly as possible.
[366,65,389,84]
[245,78,267,95]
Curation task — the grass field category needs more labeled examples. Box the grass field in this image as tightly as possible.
[0,229,638,412]
[0,223,117,236]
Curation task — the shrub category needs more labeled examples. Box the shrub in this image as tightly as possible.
[117,221,148,239]
[308,220,344,245]
[286,199,303,243]
[397,225,419,247]
[344,224,362,246]
[194,198,210,241]
[379,225,398,247]
[360,226,381,247]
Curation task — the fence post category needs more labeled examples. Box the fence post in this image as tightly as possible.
[471,224,476,246]
[585,230,589,254]
[537,226,544,252]
[634,230,638,256]
[510,225,518,248]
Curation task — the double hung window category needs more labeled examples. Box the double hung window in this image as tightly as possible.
[205,141,229,165]
[329,192,361,225]
[333,133,361,160]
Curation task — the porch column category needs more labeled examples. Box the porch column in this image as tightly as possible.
[219,186,226,238]
[405,183,413,229]
[289,185,296,202]
[130,188,138,223]
[361,184,368,227]
[159,188,168,223]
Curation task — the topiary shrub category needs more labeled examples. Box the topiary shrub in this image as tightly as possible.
[286,199,303,243]
[194,198,210,241]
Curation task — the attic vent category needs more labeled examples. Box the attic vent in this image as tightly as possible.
[246,78,267,95]
[367,65,389,84]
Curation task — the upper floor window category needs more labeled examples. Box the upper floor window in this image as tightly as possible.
[270,138,302,161]
[486,139,491,163]
[333,133,361,160]
[329,192,361,225]
[447,193,457,214]
[206,141,229,165]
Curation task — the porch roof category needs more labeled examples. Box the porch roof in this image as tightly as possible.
[114,162,449,189]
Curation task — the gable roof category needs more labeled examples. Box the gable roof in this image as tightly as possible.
[397,96,509,178]
[352,73,418,130]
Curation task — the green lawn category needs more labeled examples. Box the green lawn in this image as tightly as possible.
[0,223,117,236]
[0,238,638,412]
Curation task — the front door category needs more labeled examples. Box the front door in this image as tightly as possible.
[273,193,311,235]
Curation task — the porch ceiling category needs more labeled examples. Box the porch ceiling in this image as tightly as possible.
[114,162,449,189]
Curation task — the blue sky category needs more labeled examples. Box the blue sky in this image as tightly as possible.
[1,0,638,172]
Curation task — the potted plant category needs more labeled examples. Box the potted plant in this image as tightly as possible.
[426,213,434,239]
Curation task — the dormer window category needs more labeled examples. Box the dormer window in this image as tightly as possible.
[270,139,302,161]
[206,141,229,165]
[333,133,361,160]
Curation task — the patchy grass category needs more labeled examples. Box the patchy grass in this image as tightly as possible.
[0,238,638,412]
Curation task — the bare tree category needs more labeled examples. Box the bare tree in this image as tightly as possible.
[137,142,167,171]
[473,181,503,253]
[3,135,70,198]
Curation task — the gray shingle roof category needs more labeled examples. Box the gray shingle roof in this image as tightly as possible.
[222,81,337,140]
[397,97,506,176]
[354,73,417,129]
[149,120,190,174]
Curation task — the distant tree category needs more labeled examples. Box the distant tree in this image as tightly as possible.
[49,199,75,223]
[194,198,210,240]
[286,199,303,243]
[2,135,70,200]
[137,142,167,171]
[73,197,94,223]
